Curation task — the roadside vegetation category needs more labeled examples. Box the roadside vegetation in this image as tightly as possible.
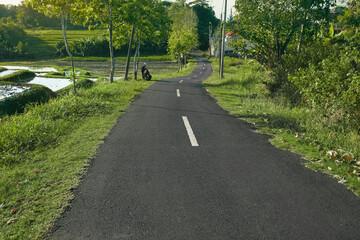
[205,57,360,195]
[206,0,360,195]
[0,60,196,239]
[0,0,211,238]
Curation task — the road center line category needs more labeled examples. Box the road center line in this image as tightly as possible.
[176,89,181,97]
[182,116,199,147]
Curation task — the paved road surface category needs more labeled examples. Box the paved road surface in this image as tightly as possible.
[49,56,360,239]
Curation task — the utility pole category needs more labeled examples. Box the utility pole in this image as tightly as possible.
[209,22,212,57]
[219,0,227,78]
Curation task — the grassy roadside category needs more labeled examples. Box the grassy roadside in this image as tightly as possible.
[152,59,196,80]
[0,62,196,239]
[203,57,360,196]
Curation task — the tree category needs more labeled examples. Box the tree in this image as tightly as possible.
[233,0,335,67]
[27,0,78,93]
[191,0,219,51]
[130,0,171,79]
[168,0,198,71]
[75,0,125,83]
[16,2,60,28]
[0,4,17,20]
[338,0,360,28]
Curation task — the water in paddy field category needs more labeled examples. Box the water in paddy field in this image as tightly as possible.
[0,85,31,100]
[0,59,178,99]
[31,60,179,76]
[0,70,17,77]
[1,66,58,72]
[29,76,73,92]
[0,66,71,99]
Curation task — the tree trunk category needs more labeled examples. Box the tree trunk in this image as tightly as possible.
[184,53,187,68]
[61,12,76,94]
[177,52,181,72]
[133,31,141,80]
[297,24,304,54]
[109,4,115,83]
[124,23,135,81]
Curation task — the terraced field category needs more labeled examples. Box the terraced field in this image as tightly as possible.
[23,29,106,58]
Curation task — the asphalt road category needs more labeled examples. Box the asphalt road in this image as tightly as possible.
[49,56,360,240]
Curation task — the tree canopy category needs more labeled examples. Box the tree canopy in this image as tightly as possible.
[191,0,219,51]
[168,0,199,69]
[232,0,335,66]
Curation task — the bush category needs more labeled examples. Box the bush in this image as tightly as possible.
[290,46,360,128]
[54,36,109,57]
[0,69,36,83]
[54,41,67,56]
[70,36,109,56]
[0,84,56,117]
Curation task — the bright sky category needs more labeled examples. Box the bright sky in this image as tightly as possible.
[1,0,22,5]
[209,0,236,19]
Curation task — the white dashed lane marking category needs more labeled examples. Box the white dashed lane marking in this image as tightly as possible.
[182,116,199,147]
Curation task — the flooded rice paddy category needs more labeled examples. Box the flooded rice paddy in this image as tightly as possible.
[0,85,31,100]
[0,59,178,100]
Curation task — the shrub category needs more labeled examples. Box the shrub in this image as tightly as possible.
[54,41,67,56]
[54,36,109,57]
[290,47,360,128]
[70,36,109,56]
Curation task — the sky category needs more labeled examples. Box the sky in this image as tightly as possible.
[2,0,22,5]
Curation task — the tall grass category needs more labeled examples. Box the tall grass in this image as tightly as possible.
[204,57,360,195]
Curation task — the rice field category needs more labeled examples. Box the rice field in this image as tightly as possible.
[23,29,106,58]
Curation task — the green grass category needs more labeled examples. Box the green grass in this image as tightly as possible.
[152,59,196,80]
[0,80,151,239]
[23,29,106,58]
[0,59,197,239]
[204,57,360,195]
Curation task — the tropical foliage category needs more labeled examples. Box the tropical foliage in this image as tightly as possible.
[168,0,199,70]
